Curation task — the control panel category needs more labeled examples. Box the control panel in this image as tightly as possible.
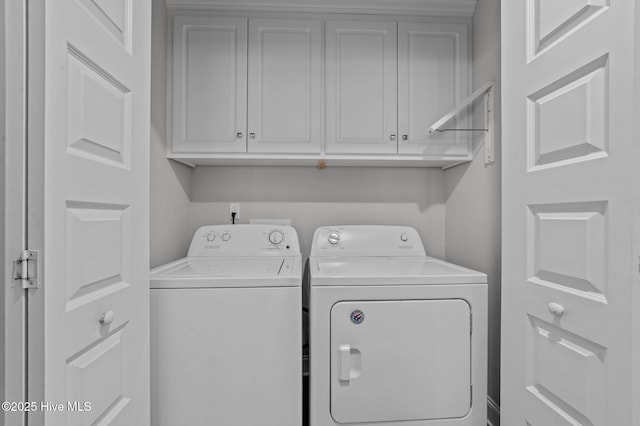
[188,225,300,257]
[310,226,426,257]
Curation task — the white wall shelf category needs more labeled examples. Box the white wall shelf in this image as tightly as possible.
[168,153,472,168]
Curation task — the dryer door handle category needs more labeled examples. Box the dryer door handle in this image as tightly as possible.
[338,345,351,382]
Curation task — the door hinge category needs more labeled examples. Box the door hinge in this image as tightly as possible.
[13,250,39,289]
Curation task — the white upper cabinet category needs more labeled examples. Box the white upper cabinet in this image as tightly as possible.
[325,21,398,155]
[171,16,247,153]
[398,23,469,157]
[168,11,472,167]
[248,19,322,153]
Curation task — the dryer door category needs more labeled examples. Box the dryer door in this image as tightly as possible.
[330,299,471,423]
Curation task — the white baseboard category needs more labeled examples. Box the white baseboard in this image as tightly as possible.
[487,396,500,426]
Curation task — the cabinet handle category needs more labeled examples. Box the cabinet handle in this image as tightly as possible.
[249,133,256,139]
[402,135,408,140]
[390,134,396,141]
[236,132,243,139]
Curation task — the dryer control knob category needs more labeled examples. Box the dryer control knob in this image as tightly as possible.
[400,233,408,242]
[221,233,231,242]
[206,232,216,242]
[269,231,284,245]
[328,232,341,245]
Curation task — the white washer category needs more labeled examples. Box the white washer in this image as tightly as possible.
[150,225,302,426]
[308,225,487,426]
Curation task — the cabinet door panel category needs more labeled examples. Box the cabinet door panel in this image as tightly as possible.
[398,23,470,157]
[172,16,247,153]
[248,19,321,154]
[326,21,397,154]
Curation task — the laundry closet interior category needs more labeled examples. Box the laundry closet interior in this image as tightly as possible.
[149,0,501,422]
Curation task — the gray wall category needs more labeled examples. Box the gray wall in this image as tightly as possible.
[444,0,501,406]
[150,0,193,268]
[190,166,446,261]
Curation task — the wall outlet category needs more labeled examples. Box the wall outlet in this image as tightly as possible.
[230,203,240,222]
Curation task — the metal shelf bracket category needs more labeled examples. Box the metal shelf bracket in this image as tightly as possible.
[428,80,495,165]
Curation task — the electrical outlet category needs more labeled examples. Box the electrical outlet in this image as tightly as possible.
[230,203,240,222]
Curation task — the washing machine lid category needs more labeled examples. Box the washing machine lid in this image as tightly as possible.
[150,256,301,288]
[310,256,486,285]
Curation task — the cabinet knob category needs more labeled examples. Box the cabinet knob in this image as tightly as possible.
[249,133,256,139]
[236,132,243,139]
[390,134,396,141]
[402,135,408,140]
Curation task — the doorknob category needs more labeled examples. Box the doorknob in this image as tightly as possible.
[99,310,115,325]
[547,302,565,317]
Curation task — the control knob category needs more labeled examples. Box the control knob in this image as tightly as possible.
[206,232,216,242]
[400,233,408,242]
[269,230,284,245]
[328,232,341,245]
[221,233,231,242]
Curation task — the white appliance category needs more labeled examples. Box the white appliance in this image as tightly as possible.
[150,225,302,426]
[308,225,487,426]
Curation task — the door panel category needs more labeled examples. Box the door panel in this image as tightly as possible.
[151,287,301,426]
[28,0,151,423]
[172,16,247,153]
[398,23,470,157]
[325,21,397,154]
[248,18,321,153]
[330,299,471,423]
[502,1,636,424]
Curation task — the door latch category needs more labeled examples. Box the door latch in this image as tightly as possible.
[13,250,39,289]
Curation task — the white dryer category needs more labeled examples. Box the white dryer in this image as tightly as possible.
[150,225,302,426]
[308,225,487,426]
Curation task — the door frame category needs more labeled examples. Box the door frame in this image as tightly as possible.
[634,3,640,424]
[2,0,28,425]
[24,0,45,423]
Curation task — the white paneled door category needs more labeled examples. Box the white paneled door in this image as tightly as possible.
[27,0,151,424]
[502,1,639,425]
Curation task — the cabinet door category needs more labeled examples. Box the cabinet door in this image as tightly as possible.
[248,19,321,154]
[398,23,469,157]
[171,16,247,153]
[326,21,397,154]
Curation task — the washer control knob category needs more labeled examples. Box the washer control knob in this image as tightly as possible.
[206,232,216,242]
[269,231,284,245]
[328,232,341,246]
[400,233,408,242]
[221,233,231,242]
